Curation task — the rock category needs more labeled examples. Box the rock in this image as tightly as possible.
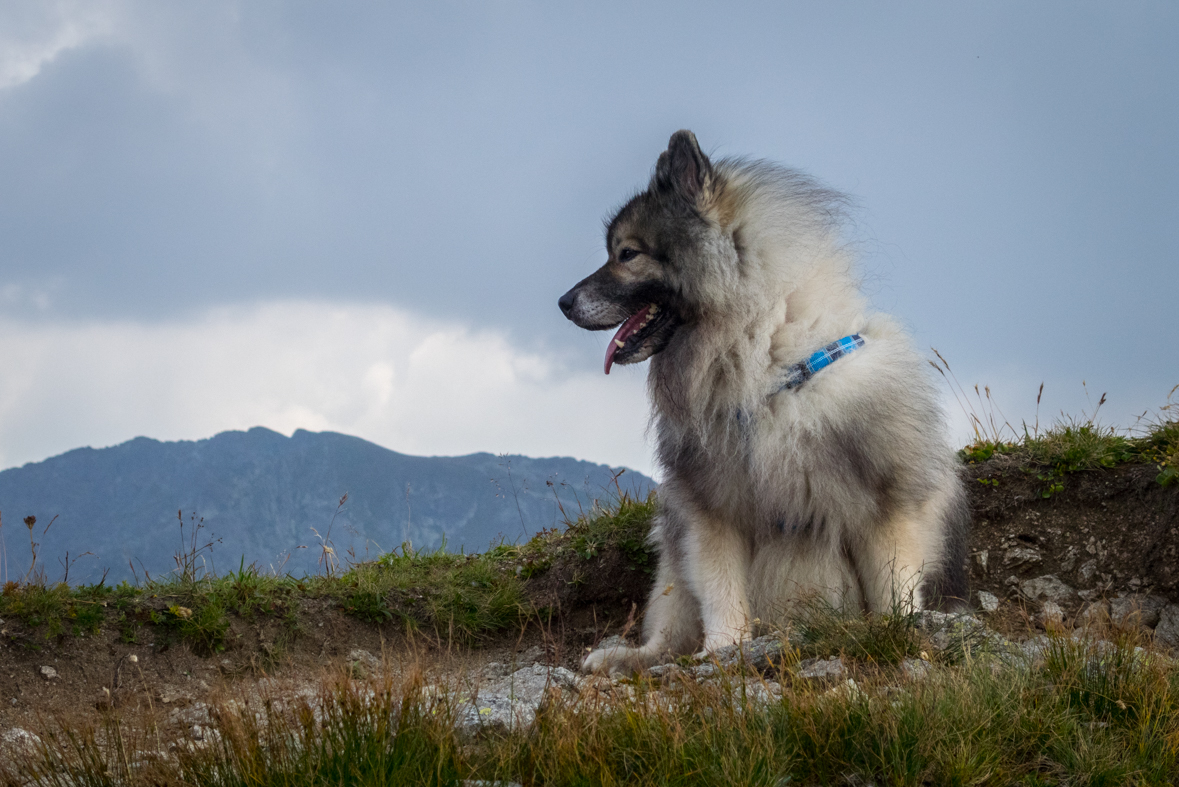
[455,663,579,735]
[158,686,193,704]
[708,634,793,672]
[825,678,865,701]
[1078,560,1098,583]
[1019,636,1049,662]
[515,645,546,665]
[168,701,213,727]
[977,590,1000,613]
[1039,601,1065,626]
[901,658,932,681]
[1109,594,1169,628]
[797,657,845,681]
[0,727,41,755]
[481,661,510,679]
[1019,575,1075,606]
[918,610,988,651]
[1077,601,1110,628]
[39,665,58,680]
[348,649,381,678]
[1004,546,1042,567]
[1155,605,1179,647]
[592,635,629,652]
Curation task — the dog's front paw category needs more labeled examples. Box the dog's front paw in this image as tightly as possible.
[581,645,639,675]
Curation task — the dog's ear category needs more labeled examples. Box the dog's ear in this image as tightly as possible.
[653,130,713,204]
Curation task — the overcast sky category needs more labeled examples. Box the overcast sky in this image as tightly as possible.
[1,1,1176,478]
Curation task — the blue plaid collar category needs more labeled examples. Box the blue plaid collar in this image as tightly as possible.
[774,334,865,393]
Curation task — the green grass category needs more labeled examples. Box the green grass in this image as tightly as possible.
[6,626,1179,786]
[348,546,529,641]
[793,599,923,665]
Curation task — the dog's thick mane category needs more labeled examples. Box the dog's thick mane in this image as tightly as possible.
[648,158,869,440]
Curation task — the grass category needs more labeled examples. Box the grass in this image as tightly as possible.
[5,622,1179,786]
[793,598,924,665]
[931,354,1179,490]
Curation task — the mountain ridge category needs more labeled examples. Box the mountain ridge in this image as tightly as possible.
[0,427,655,585]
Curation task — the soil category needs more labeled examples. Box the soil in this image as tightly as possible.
[2,459,1176,737]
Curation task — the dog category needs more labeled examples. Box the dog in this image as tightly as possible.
[559,131,968,673]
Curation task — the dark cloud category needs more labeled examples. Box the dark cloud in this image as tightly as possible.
[0,1,1176,408]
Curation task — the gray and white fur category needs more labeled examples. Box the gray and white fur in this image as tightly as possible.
[558,131,968,673]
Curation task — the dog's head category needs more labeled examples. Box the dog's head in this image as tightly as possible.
[559,130,741,374]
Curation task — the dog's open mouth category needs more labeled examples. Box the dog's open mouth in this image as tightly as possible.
[604,303,677,374]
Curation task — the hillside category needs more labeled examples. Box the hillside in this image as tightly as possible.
[0,428,655,585]
[2,415,1177,784]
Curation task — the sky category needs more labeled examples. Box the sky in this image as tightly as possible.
[0,1,1176,479]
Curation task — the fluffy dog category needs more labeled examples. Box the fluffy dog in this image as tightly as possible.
[559,131,968,673]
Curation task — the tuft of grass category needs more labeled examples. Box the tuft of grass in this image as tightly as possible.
[564,493,658,572]
[0,581,108,638]
[346,545,529,643]
[793,597,923,665]
[932,352,1179,489]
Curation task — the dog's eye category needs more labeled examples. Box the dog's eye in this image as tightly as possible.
[618,248,639,262]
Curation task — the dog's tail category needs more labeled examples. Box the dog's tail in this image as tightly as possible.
[920,482,971,612]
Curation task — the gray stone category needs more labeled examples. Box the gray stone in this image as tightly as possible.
[977,590,1000,613]
[0,727,41,755]
[481,661,510,679]
[901,658,932,681]
[39,665,58,680]
[1155,605,1179,647]
[515,645,546,665]
[708,634,792,672]
[797,657,845,680]
[917,610,988,651]
[1039,601,1065,626]
[687,663,719,679]
[1078,560,1098,583]
[1019,575,1075,606]
[593,634,629,651]
[1019,636,1050,662]
[455,663,579,735]
[1004,546,1042,567]
[1077,601,1110,628]
[1109,594,1169,628]
[347,649,381,678]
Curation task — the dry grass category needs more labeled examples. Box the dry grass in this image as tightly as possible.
[4,620,1178,786]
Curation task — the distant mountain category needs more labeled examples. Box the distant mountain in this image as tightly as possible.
[0,428,655,585]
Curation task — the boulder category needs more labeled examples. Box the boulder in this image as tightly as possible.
[1108,594,1169,628]
[455,663,579,735]
[1154,605,1179,647]
[1019,575,1075,606]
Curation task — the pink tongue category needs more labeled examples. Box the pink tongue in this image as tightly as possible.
[604,307,652,375]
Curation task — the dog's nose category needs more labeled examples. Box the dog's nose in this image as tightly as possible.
[558,289,577,318]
